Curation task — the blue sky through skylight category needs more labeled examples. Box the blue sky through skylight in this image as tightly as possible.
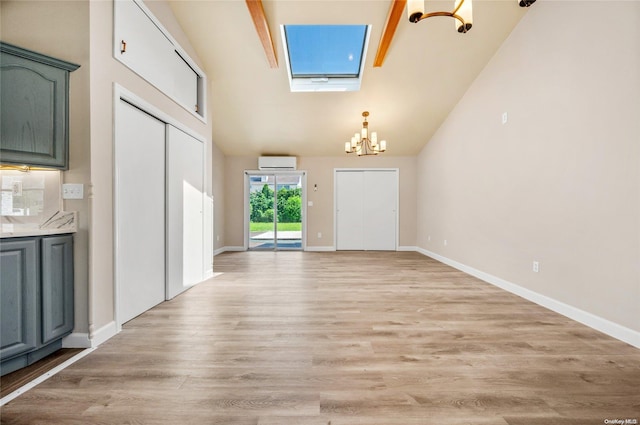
[284,25,368,78]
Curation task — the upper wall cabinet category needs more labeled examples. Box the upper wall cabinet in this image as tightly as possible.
[0,43,79,170]
[114,0,205,120]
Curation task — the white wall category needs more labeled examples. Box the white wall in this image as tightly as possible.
[416,1,640,337]
[222,155,417,249]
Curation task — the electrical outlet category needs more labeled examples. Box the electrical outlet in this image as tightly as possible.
[428,235,431,242]
[444,239,448,246]
[533,261,539,273]
[62,183,84,200]
[317,232,322,239]
[502,112,508,124]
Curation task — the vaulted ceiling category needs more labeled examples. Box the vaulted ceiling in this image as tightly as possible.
[169,0,529,157]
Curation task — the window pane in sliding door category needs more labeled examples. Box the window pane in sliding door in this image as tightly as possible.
[249,175,275,249]
[275,174,302,250]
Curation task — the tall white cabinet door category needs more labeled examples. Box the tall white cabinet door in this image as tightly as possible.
[171,53,198,113]
[114,0,174,92]
[336,171,365,250]
[115,100,166,324]
[363,170,397,250]
[166,126,204,300]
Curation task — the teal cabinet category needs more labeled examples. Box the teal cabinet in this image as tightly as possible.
[0,239,38,361]
[0,42,79,170]
[0,234,74,376]
[41,235,74,344]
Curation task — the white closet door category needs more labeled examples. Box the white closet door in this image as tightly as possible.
[336,171,365,250]
[363,170,397,250]
[115,100,166,324]
[166,126,204,300]
[336,170,398,251]
[203,195,214,279]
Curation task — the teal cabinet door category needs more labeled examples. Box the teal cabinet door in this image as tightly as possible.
[0,42,79,169]
[41,235,74,344]
[0,238,39,360]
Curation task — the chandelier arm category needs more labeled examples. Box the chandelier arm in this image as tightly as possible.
[416,11,466,28]
[451,0,465,16]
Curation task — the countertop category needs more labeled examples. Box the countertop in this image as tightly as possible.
[1,211,77,238]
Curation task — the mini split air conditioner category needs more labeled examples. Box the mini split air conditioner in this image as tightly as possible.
[258,156,297,171]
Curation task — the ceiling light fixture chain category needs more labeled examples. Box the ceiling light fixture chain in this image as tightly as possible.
[345,111,387,156]
[407,0,535,33]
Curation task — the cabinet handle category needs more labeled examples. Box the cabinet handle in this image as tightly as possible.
[120,40,127,54]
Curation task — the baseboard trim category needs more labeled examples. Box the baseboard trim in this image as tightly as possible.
[89,321,118,348]
[213,246,246,256]
[62,332,91,348]
[398,245,418,252]
[416,247,640,349]
[305,246,335,252]
[225,246,245,253]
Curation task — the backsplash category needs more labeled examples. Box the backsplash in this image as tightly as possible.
[0,169,62,224]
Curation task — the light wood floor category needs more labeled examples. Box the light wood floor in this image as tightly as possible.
[2,251,639,424]
[0,349,83,398]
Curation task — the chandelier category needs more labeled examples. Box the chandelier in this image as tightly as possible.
[407,0,535,33]
[345,111,387,156]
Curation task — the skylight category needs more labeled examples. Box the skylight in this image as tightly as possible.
[281,25,371,92]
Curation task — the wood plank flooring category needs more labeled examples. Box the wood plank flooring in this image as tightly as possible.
[0,349,83,398]
[1,251,639,424]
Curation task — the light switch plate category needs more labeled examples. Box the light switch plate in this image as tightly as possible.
[62,183,84,200]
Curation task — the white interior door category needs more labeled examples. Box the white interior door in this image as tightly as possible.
[115,100,166,324]
[336,171,365,250]
[336,169,397,251]
[363,170,397,250]
[166,125,204,299]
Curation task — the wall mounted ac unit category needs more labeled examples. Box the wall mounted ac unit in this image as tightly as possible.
[258,156,297,170]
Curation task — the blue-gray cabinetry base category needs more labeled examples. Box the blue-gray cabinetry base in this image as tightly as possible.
[0,234,74,376]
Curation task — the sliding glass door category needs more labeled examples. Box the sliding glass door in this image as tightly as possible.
[246,172,305,250]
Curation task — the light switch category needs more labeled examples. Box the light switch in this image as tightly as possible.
[12,181,22,196]
[62,183,84,200]
[308,201,313,207]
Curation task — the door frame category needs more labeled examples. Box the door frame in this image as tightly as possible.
[113,84,208,330]
[243,170,307,251]
[333,168,399,251]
